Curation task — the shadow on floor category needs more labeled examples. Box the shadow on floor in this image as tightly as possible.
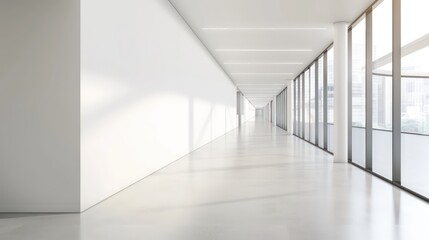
[140,190,314,213]
[155,161,328,175]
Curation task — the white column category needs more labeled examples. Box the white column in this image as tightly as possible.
[333,22,348,163]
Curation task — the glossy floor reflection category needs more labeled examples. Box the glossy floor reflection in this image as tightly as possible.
[1,118,429,240]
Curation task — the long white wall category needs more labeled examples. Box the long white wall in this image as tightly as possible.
[80,0,239,210]
[0,1,80,212]
[241,96,256,124]
[0,0,247,213]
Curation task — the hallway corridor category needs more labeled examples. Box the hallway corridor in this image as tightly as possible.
[1,119,429,240]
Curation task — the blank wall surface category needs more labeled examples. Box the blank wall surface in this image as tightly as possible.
[80,0,238,211]
[0,0,80,212]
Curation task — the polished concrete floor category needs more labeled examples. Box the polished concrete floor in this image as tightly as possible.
[2,118,429,240]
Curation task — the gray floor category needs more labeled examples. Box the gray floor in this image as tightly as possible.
[1,118,429,240]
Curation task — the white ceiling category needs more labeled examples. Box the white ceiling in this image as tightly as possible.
[169,0,374,108]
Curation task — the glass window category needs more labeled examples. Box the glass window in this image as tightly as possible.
[352,17,366,127]
[372,0,393,179]
[300,74,304,137]
[310,64,316,144]
[351,17,366,167]
[327,48,334,124]
[318,57,324,147]
[401,0,429,198]
[305,70,310,141]
[294,80,297,134]
[327,47,334,152]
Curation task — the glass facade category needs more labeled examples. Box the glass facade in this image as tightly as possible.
[327,47,334,152]
[351,17,366,168]
[372,0,393,179]
[401,0,429,198]
[291,0,429,201]
[305,70,310,141]
[318,57,324,148]
[292,48,329,151]
[310,64,316,144]
[276,89,287,131]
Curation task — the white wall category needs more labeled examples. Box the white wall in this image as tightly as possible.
[262,102,272,122]
[0,0,244,213]
[0,1,81,212]
[241,97,256,123]
[80,0,238,211]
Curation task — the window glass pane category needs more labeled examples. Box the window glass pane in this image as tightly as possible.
[352,17,366,127]
[294,80,297,134]
[351,17,366,167]
[295,81,297,133]
[305,70,310,140]
[327,48,334,124]
[327,47,334,152]
[285,90,287,130]
[373,76,393,130]
[310,64,316,143]
[401,0,429,198]
[300,74,304,137]
[372,0,393,179]
[318,57,324,147]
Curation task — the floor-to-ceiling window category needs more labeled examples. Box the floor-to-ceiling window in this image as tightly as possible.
[294,80,297,134]
[351,16,366,168]
[297,77,301,137]
[327,47,334,152]
[301,74,305,138]
[318,57,325,148]
[401,0,429,198]
[305,70,310,141]
[276,89,287,131]
[310,63,316,144]
[291,0,429,203]
[293,50,329,151]
[372,0,393,179]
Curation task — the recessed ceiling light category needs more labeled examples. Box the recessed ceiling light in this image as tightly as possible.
[224,62,303,65]
[202,27,327,31]
[216,49,312,52]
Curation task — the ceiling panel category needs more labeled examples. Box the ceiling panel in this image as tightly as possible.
[169,0,374,108]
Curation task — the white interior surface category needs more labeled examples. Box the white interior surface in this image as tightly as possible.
[402,133,429,198]
[0,0,80,212]
[327,124,334,152]
[373,130,392,180]
[169,0,374,109]
[352,127,366,168]
[2,118,429,240]
[80,0,253,211]
[318,123,324,147]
